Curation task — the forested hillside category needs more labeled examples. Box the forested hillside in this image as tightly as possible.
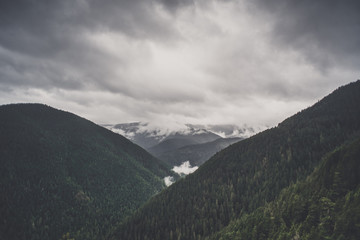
[111,80,360,240]
[211,137,360,240]
[0,104,171,240]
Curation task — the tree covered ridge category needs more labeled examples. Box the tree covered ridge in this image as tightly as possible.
[111,80,360,240]
[0,103,171,240]
[210,136,360,240]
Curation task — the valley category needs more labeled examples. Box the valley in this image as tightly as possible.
[110,80,360,240]
[1,81,359,240]
[2,0,359,239]
[105,123,252,173]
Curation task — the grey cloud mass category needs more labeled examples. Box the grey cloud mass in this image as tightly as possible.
[0,0,359,130]
[252,0,360,70]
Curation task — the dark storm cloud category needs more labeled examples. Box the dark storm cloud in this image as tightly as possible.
[0,0,187,93]
[1,0,359,128]
[160,0,194,10]
[0,0,177,57]
[252,0,360,70]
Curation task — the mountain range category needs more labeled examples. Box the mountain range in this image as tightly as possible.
[156,137,242,167]
[147,128,222,156]
[110,80,360,240]
[104,123,250,168]
[105,122,257,150]
[1,80,359,240]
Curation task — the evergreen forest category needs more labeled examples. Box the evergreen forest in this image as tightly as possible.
[110,80,360,240]
[1,81,359,240]
[0,104,171,240]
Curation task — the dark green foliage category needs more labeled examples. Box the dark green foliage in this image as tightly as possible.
[110,80,360,240]
[0,104,171,240]
[211,138,360,240]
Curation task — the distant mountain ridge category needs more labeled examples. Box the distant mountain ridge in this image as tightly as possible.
[147,128,221,157]
[106,122,164,149]
[0,103,171,240]
[104,122,258,150]
[104,122,254,168]
[157,137,242,166]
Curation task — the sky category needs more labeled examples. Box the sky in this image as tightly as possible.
[1,0,359,130]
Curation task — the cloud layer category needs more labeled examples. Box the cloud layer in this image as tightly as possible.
[1,0,359,129]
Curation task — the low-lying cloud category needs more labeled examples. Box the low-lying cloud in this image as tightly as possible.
[164,161,199,186]
[172,161,199,175]
[164,176,175,187]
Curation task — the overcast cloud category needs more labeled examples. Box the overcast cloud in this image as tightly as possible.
[1,0,359,130]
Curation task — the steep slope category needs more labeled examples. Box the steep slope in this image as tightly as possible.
[147,129,221,156]
[0,104,170,240]
[157,137,242,166]
[211,137,360,240]
[111,80,360,240]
